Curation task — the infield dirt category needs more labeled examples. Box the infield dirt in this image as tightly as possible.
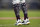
[0,17,40,20]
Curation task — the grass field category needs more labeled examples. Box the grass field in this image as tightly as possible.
[0,10,40,27]
[0,19,40,27]
[0,10,40,17]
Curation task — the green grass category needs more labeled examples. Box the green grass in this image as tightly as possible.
[0,10,40,27]
[0,10,40,17]
[0,19,40,27]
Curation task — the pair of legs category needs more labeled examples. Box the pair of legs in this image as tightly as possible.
[13,3,28,21]
[13,3,30,25]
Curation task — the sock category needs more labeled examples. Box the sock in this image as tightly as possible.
[16,15,20,21]
[24,14,28,20]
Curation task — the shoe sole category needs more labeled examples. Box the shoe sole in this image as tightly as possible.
[15,23,22,26]
[18,24,22,26]
[27,22,30,25]
[22,22,30,25]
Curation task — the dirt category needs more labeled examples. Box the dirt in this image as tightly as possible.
[0,17,40,20]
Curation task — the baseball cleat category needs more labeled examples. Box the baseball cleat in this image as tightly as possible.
[15,23,22,26]
[15,19,22,26]
[27,21,30,25]
[22,19,30,25]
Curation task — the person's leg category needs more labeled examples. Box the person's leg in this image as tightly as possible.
[13,4,20,21]
[21,3,30,24]
[13,4,22,25]
[21,3,28,20]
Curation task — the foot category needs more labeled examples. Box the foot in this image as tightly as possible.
[15,19,22,26]
[22,19,30,25]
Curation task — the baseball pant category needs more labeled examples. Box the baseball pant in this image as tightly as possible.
[13,3,28,20]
